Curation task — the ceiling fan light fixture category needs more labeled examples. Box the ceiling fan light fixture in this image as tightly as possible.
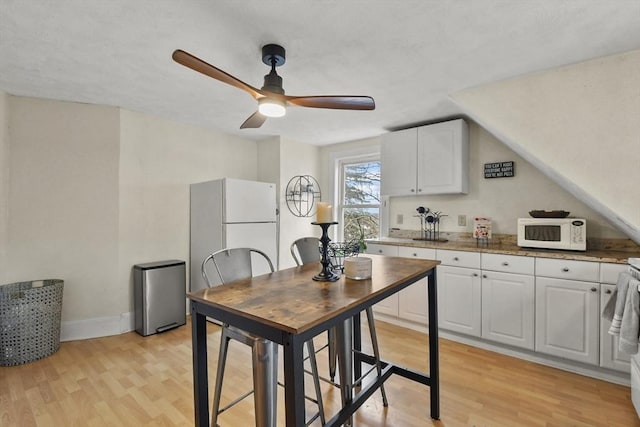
[258,97,286,118]
[172,45,374,129]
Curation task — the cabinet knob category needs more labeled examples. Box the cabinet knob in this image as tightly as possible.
[378,250,383,253]
[472,273,479,277]
[410,189,415,192]
[482,274,487,279]
[413,253,417,257]
[418,188,422,192]
[453,257,459,261]
[590,287,598,292]
[605,289,612,294]
[502,262,509,266]
[562,267,570,272]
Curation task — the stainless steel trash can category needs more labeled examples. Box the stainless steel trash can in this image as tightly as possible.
[133,260,186,336]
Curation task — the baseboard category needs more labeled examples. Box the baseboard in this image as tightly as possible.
[372,312,428,334]
[60,312,135,342]
[372,315,630,387]
[437,330,631,387]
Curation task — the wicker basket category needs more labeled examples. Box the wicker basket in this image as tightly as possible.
[328,241,361,272]
[0,279,64,366]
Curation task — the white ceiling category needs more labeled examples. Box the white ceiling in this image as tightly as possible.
[1,1,640,146]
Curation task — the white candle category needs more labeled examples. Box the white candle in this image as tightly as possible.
[316,202,333,223]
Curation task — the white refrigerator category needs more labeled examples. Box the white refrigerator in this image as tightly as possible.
[190,178,278,292]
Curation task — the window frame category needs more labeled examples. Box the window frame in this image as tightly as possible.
[332,150,381,242]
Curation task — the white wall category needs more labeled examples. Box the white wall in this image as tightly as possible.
[6,97,121,323]
[390,122,625,238]
[451,49,640,242]
[118,109,258,316]
[257,137,321,269]
[277,137,321,269]
[320,122,626,239]
[256,137,282,266]
[3,97,260,340]
[0,91,9,282]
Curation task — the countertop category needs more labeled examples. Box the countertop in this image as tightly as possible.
[367,237,640,264]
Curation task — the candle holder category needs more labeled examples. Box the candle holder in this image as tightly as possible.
[311,221,340,282]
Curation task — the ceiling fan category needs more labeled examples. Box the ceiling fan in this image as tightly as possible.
[172,44,375,129]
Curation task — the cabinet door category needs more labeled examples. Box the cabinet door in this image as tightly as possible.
[600,284,631,372]
[380,127,417,196]
[600,263,627,284]
[436,249,481,269]
[437,265,481,336]
[365,244,399,316]
[416,119,469,195]
[481,253,534,275]
[481,271,535,350]
[397,247,436,325]
[365,243,398,257]
[535,277,600,365]
[535,258,600,282]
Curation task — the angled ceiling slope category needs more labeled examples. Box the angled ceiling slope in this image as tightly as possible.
[451,49,640,244]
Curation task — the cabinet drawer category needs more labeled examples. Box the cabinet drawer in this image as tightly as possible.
[398,246,436,260]
[535,258,600,282]
[600,262,627,284]
[437,249,480,269]
[481,253,534,275]
[365,243,399,256]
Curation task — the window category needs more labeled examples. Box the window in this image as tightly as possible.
[337,156,381,242]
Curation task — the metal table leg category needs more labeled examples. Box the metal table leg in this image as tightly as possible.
[336,316,354,426]
[191,305,209,427]
[352,314,361,382]
[427,271,440,419]
[283,333,307,426]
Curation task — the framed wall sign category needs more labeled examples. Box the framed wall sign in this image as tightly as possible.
[484,161,515,179]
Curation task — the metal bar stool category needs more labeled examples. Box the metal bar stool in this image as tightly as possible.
[290,238,388,408]
[203,247,325,427]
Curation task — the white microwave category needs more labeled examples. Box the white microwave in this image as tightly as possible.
[517,218,587,251]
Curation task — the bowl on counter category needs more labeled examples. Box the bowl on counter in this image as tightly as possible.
[529,210,570,218]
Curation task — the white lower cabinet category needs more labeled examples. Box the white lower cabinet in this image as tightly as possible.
[365,244,399,316]
[601,284,631,372]
[366,244,436,325]
[367,242,628,377]
[535,276,600,365]
[397,247,436,324]
[600,261,632,373]
[437,265,481,336]
[481,271,535,350]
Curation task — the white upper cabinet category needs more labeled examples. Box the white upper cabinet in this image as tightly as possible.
[381,119,469,196]
[380,127,418,196]
[417,120,469,195]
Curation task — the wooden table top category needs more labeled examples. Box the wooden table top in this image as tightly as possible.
[188,254,439,335]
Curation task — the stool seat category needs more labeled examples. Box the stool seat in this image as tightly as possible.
[203,248,325,427]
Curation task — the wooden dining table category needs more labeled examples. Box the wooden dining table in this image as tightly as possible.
[188,254,441,426]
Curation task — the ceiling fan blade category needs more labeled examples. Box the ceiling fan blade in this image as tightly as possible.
[240,111,267,129]
[286,95,375,110]
[172,49,264,99]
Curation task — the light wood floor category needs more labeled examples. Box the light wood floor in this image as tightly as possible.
[1,318,639,426]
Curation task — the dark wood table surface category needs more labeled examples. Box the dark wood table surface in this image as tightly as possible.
[188,254,441,426]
